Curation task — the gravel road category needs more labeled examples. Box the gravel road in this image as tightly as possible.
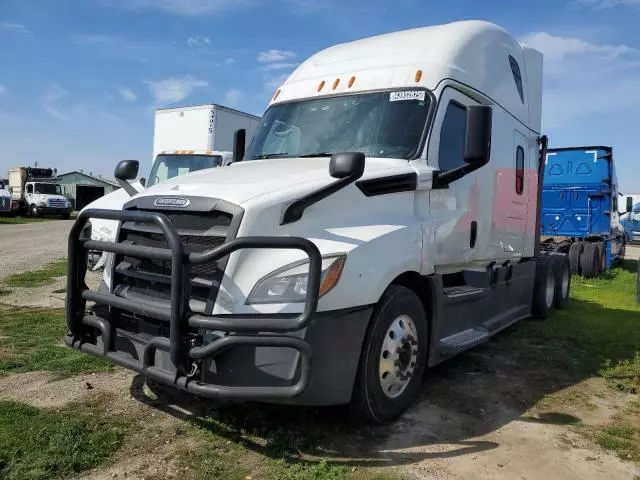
[0,220,74,279]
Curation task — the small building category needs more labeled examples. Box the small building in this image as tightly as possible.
[56,170,120,211]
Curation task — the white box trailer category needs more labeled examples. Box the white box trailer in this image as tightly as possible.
[83,104,260,268]
[68,21,571,424]
[153,104,260,161]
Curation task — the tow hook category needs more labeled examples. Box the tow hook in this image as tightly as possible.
[187,361,200,379]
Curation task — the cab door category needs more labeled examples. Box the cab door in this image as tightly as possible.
[427,87,489,271]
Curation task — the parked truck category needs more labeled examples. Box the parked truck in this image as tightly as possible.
[539,147,626,277]
[621,201,640,243]
[0,180,14,215]
[66,20,571,423]
[84,104,260,269]
[8,167,72,218]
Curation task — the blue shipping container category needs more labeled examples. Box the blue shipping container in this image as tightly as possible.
[540,146,625,274]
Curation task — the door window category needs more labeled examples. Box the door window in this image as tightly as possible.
[516,146,524,195]
[438,102,467,171]
[26,184,33,194]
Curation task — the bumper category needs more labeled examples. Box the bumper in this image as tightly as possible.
[39,206,71,215]
[66,209,369,404]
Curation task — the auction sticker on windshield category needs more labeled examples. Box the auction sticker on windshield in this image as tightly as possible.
[389,90,426,102]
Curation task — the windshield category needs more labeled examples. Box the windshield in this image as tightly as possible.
[34,183,62,195]
[245,90,431,160]
[147,154,223,187]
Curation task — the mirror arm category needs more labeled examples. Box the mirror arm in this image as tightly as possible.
[118,178,138,197]
[432,164,475,189]
[281,171,362,225]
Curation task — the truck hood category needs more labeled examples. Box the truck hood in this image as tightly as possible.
[37,194,68,202]
[137,157,403,205]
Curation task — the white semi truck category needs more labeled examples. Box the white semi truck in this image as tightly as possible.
[8,167,72,218]
[84,104,260,268]
[66,21,570,423]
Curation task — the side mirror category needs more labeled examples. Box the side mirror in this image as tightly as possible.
[114,160,139,181]
[114,160,139,197]
[464,106,492,166]
[329,152,365,179]
[232,128,246,163]
[627,196,633,213]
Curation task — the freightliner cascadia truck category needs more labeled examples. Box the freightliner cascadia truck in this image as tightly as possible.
[65,21,571,423]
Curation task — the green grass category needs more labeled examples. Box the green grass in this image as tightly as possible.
[508,260,640,388]
[0,307,111,376]
[0,398,130,480]
[165,419,398,480]
[4,260,67,288]
[585,401,640,462]
[0,216,52,225]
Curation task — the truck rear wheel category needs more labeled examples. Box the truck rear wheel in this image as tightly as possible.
[580,243,599,278]
[351,285,428,424]
[532,256,556,319]
[551,254,571,309]
[568,241,583,275]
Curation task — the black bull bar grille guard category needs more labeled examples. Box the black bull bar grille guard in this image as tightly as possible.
[65,209,322,399]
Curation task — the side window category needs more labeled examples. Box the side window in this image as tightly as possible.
[438,102,467,171]
[516,146,524,195]
[26,184,33,194]
[509,55,524,104]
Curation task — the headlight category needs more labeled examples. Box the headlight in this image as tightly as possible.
[38,201,46,207]
[246,255,346,304]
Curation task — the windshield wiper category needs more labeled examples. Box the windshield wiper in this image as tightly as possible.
[297,152,335,158]
[250,153,289,159]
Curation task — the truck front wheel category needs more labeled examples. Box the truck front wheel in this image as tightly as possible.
[351,285,428,424]
[30,204,39,217]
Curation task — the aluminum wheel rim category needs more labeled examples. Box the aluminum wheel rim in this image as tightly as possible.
[545,268,555,308]
[379,315,419,399]
[561,264,569,298]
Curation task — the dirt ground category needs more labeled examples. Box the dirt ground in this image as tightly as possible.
[1,222,640,479]
[1,340,639,479]
[0,219,74,279]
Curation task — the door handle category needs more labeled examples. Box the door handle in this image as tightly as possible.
[470,221,478,248]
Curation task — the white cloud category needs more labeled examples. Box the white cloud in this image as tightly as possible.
[519,32,640,129]
[187,36,211,48]
[264,73,290,90]
[0,84,6,95]
[259,62,298,71]
[224,89,241,107]
[43,84,68,120]
[576,0,640,8]
[0,22,32,35]
[118,87,138,102]
[146,76,208,105]
[224,57,236,65]
[258,49,296,63]
[103,0,256,15]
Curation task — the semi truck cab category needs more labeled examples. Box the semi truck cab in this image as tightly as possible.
[66,21,569,423]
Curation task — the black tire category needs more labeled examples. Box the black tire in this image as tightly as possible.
[595,242,606,273]
[568,241,584,275]
[551,254,571,309]
[532,256,556,319]
[30,204,38,217]
[351,285,428,424]
[580,243,599,278]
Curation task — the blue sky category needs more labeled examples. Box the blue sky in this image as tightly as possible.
[1,0,639,192]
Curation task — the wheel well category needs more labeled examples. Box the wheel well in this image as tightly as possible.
[391,271,433,339]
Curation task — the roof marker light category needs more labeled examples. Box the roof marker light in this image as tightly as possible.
[273,89,281,100]
[317,80,325,92]
[415,69,423,82]
[348,76,356,88]
[332,78,340,90]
